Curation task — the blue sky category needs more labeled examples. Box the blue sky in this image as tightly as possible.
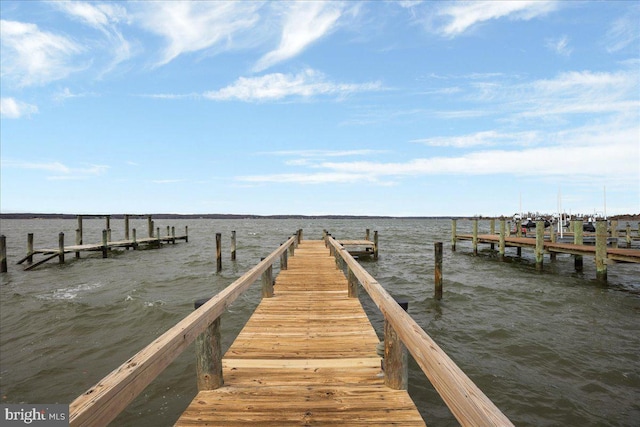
[1,1,638,216]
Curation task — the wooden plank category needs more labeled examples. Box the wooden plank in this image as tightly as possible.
[69,236,296,427]
[176,240,425,426]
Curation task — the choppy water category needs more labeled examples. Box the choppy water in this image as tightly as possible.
[1,218,639,426]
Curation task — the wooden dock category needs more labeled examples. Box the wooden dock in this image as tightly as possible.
[12,214,188,270]
[69,231,513,427]
[452,218,640,280]
[176,239,421,426]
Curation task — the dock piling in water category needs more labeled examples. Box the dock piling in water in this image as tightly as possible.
[434,241,443,300]
[0,235,6,273]
[215,233,222,272]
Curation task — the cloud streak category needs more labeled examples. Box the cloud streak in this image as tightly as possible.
[203,69,382,102]
[1,97,38,118]
[254,2,345,72]
[0,19,84,86]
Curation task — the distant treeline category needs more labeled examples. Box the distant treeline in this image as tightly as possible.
[1,213,637,220]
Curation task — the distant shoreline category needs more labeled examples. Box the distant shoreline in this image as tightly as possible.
[1,213,638,221]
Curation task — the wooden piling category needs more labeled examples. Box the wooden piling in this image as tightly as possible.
[434,242,443,300]
[156,227,161,245]
[626,223,631,248]
[102,230,108,258]
[489,219,495,250]
[610,220,618,249]
[27,233,34,265]
[0,235,7,273]
[132,228,137,249]
[148,216,153,238]
[58,232,65,264]
[185,226,189,243]
[75,229,81,259]
[499,218,506,261]
[77,215,83,246]
[365,229,370,241]
[472,219,478,256]
[516,220,522,256]
[550,223,557,261]
[124,215,130,241]
[194,298,223,391]
[535,220,544,270]
[373,230,379,260]
[231,231,236,261]
[216,233,222,272]
[595,220,607,281]
[171,226,176,244]
[451,219,457,251]
[573,219,583,271]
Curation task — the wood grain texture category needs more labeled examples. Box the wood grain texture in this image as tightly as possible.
[176,240,425,426]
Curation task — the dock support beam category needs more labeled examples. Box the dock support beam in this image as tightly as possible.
[347,266,358,298]
[434,242,443,300]
[595,220,607,282]
[194,298,223,391]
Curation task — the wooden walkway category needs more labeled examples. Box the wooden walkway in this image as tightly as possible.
[456,234,640,263]
[176,240,425,426]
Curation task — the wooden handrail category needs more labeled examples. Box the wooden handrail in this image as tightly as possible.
[326,235,514,427]
[69,235,297,427]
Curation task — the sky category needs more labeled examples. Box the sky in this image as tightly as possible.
[1,1,639,217]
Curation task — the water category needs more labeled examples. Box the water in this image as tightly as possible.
[1,218,639,426]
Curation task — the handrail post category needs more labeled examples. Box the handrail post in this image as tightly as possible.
[262,260,274,298]
[347,265,358,298]
[194,298,223,391]
[280,243,288,270]
[384,300,409,390]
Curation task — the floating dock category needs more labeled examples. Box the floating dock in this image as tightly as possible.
[69,230,513,427]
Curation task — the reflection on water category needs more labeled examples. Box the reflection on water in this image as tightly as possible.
[1,218,639,426]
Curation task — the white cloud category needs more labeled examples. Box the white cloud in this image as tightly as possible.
[411,131,539,148]
[53,1,132,73]
[253,2,344,72]
[604,7,640,53]
[203,69,382,102]
[237,172,378,185]
[0,20,84,86]
[0,97,38,118]
[1,159,109,180]
[435,1,558,37]
[134,2,261,66]
[546,35,572,56]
